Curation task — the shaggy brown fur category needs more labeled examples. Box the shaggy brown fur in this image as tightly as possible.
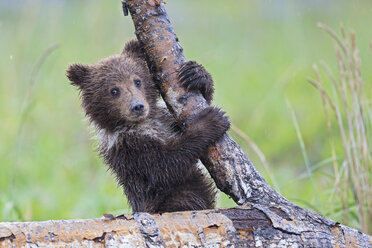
[66,40,230,213]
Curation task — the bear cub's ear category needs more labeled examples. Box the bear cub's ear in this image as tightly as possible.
[66,63,91,88]
[122,39,146,61]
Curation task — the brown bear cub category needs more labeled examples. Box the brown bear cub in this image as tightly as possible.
[66,40,230,213]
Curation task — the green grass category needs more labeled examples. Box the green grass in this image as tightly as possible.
[307,24,372,233]
[0,0,371,232]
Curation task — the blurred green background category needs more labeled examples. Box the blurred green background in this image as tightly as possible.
[0,0,371,231]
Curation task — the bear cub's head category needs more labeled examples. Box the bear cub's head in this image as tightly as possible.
[66,40,158,132]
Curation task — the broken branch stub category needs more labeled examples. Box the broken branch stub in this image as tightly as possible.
[126,0,278,206]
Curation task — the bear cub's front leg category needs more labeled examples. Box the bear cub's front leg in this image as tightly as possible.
[178,61,214,104]
[186,106,230,146]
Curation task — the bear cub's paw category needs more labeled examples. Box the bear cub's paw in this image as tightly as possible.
[190,106,230,143]
[178,61,214,104]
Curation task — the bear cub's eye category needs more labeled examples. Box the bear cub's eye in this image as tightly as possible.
[134,79,141,87]
[110,88,120,97]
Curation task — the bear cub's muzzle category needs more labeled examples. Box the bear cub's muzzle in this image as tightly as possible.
[131,101,145,115]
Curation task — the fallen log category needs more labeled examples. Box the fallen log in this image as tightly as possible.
[1,206,371,247]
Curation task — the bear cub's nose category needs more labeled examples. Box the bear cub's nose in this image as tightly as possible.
[131,102,145,115]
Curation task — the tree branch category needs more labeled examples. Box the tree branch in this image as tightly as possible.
[126,0,277,207]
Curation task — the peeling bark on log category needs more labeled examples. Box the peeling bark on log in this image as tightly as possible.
[1,206,371,247]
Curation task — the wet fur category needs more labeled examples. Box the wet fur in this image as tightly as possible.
[66,40,229,213]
